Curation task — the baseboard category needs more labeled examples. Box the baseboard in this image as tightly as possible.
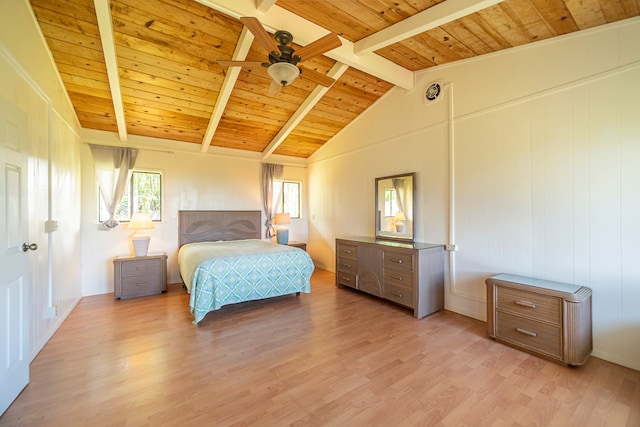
[30,296,82,362]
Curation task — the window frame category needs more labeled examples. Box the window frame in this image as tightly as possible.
[98,169,163,223]
[275,180,301,219]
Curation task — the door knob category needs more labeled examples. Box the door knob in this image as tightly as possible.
[22,243,38,252]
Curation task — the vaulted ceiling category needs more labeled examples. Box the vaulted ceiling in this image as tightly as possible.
[29,0,640,158]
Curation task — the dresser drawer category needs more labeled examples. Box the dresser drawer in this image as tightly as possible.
[497,286,562,325]
[496,311,562,358]
[121,274,162,298]
[383,269,414,288]
[121,258,163,277]
[337,257,358,274]
[384,282,414,308]
[383,251,414,272]
[337,271,357,289]
[337,243,358,260]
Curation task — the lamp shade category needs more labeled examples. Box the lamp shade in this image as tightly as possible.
[128,212,153,257]
[128,212,154,230]
[267,63,300,86]
[394,211,406,221]
[273,213,291,225]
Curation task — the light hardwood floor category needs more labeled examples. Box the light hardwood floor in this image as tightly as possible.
[1,269,639,426]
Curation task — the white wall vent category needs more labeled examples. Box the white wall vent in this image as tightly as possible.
[424,80,443,104]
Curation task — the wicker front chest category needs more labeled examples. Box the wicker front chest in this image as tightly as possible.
[485,274,592,366]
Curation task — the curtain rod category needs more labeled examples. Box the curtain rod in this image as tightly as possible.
[83,142,174,154]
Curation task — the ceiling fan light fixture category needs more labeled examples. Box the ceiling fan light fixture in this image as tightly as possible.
[267,62,300,86]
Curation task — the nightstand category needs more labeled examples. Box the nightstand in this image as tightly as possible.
[114,253,167,299]
[287,241,307,251]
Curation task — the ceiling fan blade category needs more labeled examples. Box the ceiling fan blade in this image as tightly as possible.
[295,33,342,62]
[239,17,280,54]
[217,60,264,67]
[299,66,337,87]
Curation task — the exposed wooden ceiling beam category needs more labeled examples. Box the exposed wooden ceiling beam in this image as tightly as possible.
[201,26,254,152]
[262,62,350,159]
[255,0,276,13]
[354,0,505,55]
[93,0,127,142]
[194,0,414,90]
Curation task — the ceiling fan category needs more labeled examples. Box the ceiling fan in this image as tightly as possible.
[218,17,342,93]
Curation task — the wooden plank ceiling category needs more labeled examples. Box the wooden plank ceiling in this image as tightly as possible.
[30,0,640,159]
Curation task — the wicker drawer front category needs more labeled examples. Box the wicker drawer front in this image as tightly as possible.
[496,311,562,358]
[337,243,358,260]
[383,251,414,272]
[497,287,562,325]
[337,257,358,274]
[337,271,357,289]
[121,258,162,277]
[384,282,414,308]
[121,274,162,298]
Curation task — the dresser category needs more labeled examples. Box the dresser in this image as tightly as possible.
[336,237,444,319]
[114,253,168,299]
[485,273,592,366]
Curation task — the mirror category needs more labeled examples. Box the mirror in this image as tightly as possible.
[375,172,415,242]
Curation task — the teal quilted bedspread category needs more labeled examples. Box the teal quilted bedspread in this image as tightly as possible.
[178,240,314,323]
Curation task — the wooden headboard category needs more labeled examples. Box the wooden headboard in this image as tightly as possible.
[178,210,262,247]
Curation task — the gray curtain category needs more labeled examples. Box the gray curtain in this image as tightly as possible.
[392,178,405,214]
[261,163,284,238]
[89,144,138,230]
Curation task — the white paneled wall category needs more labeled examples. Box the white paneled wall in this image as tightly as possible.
[1,0,83,360]
[49,110,82,327]
[309,17,640,371]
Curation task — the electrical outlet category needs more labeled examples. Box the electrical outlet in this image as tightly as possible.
[445,244,457,251]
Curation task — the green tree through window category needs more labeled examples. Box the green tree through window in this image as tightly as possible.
[276,181,300,219]
[99,171,162,222]
[384,188,398,217]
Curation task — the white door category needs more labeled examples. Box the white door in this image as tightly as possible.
[0,99,30,416]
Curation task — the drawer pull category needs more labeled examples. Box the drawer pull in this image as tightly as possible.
[343,277,351,282]
[135,266,151,271]
[391,291,403,298]
[343,250,352,254]
[391,275,403,281]
[515,300,536,309]
[341,263,352,268]
[516,327,537,337]
[390,258,403,264]
[136,282,149,287]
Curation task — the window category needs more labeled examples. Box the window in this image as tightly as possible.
[384,188,399,217]
[275,181,301,219]
[99,170,162,222]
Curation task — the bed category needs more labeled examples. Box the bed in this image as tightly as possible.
[177,210,314,324]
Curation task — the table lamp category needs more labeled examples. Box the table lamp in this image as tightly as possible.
[273,213,291,245]
[128,212,154,256]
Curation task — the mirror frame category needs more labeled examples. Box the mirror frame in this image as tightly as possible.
[375,172,416,242]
